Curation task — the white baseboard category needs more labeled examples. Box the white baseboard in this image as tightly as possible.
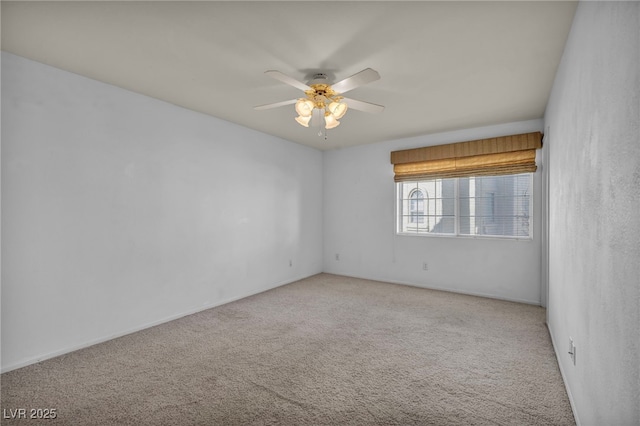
[1,273,316,374]
[546,322,581,426]
[325,271,541,305]
[1,271,539,373]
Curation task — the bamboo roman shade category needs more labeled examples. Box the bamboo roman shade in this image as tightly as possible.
[390,132,542,182]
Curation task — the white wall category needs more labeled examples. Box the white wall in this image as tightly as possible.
[323,120,544,304]
[1,52,323,372]
[544,2,639,425]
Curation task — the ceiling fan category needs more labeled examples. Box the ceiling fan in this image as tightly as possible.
[254,68,384,131]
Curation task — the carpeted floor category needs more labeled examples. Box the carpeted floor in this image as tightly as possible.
[1,274,575,425]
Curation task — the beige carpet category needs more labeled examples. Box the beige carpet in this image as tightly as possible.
[1,274,574,425]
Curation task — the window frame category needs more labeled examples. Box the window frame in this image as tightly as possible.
[395,173,534,241]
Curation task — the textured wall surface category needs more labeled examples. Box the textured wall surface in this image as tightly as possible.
[1,53,324,372]
[544,2,640,424]
[323,120,544,304]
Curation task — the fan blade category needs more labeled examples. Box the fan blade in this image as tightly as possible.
[264,70,311,91]
[254,99,297,110]
[342,97,385,114]
[331,68,380,94]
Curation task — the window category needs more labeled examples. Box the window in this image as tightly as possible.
[391,132,540,238]
[397,173,532,238]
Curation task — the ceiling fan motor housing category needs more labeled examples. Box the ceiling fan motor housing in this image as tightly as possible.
[308,73,329,85]
[303,74,340,109]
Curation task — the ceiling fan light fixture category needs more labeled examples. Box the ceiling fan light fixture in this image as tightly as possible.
[295,98,315,117]
[295,115,312,127]
[324,113,340,129]
[256,68,383,137]
[328,101,348,119]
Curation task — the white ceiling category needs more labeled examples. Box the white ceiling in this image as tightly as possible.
[1,1,577,150]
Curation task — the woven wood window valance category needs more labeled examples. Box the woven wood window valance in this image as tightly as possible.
[390,132,542,182]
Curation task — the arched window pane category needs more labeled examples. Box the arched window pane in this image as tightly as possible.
[409,190,424,223]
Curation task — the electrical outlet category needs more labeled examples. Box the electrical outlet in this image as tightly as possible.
[568,337,576,365]
[335,253,340,261]
[422,262,428,271]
